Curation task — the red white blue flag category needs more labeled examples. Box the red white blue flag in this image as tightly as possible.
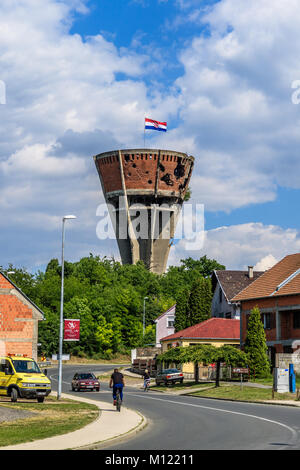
[145,117,167,132]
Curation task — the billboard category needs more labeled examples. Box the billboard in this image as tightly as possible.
[64,319,80,341]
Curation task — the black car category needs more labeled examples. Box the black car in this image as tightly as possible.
[155,368,184,386]
[71,373,100,392]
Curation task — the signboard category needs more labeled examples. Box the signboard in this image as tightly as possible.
[274,368,289,393]
[232,368,249,374]
[64,319,80,341]
[52,354,70,361]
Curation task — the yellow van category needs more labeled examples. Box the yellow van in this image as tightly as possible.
[0,355,51,403]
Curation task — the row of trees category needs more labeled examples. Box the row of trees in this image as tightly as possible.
[2,254,224,359]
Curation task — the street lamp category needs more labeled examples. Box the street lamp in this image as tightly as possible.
[143,296,148,338]
[57,215,76,400]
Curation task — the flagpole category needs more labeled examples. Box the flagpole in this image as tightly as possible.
[144,115,146,148]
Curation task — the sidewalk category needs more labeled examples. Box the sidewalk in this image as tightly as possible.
[0,393,147,451]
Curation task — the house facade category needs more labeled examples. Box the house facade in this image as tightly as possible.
[160,318,240,375]
[211,267,263,319]
[155,304,176,347]
[0,272,44,360]
[232,254,300,366]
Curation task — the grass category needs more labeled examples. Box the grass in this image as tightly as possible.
[48,354,131,365]
[152,380,215,392]
[0,394,99,447]
[188,384,298,402]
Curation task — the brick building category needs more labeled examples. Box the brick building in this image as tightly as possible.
[94,149,194,274]
[232,254,300,365]
[0,272,44,360]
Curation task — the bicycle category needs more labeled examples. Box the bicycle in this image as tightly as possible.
[144,379,151,392]
[115,388,122,412]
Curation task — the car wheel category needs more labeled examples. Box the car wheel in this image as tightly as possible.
[96,388,100,392]
[37,397,45,403]
[180,379,183,384]
[10,388,18,403]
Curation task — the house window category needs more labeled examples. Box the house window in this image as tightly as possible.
[167,317,175,328]
[264,313,272,330]
[219,287,222,303]
[293,311,300,329]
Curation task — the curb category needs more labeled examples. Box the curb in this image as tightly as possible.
[0,393,148,450]
[76,410,148,450]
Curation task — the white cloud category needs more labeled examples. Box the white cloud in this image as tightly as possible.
[254,254,278,272]
[168,223,300,270]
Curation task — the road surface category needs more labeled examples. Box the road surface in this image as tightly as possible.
[49,363,300,450]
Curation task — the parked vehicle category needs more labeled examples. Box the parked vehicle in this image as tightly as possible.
[0,354,51,403]
[155,368,184,386]
[71,373,100,392]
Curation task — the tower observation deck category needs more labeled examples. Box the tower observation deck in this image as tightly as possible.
[94,149,194,275]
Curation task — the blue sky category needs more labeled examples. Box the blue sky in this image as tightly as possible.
[0,0,300,272]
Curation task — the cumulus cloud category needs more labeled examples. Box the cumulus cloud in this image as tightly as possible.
[0,0,300,271]
[168,223,300,270]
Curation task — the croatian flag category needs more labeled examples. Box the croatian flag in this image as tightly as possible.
[145,117,167,132]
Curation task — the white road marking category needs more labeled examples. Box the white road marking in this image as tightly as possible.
[128,392,299,443]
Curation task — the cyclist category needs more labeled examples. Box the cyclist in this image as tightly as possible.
[143,369,151,391]
[109,368,125,406]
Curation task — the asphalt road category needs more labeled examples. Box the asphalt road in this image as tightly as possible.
[49,363,300,451]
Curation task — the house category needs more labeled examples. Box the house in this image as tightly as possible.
[160,317,240,376]
[231,253,300,366]
[0,272,45,360]
[211,267,263,319]
[154,304,176,347]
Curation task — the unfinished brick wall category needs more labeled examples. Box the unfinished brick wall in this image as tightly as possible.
[0,274,43,359]
[240,294,300,353]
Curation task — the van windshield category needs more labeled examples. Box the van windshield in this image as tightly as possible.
[12,360,41,374]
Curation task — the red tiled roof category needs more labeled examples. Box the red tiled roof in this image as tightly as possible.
[232,253,300,302]
[161,318,240,342]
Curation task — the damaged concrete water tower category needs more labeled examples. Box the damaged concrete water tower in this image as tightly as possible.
[94,149,194,275]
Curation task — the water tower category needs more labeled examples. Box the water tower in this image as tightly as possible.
[94,149,194,274]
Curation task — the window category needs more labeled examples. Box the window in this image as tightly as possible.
[167,317,175,328]
[293,311,300,329]
[225,312,232,319]
[264,313,272,329]
[219,287,222,303]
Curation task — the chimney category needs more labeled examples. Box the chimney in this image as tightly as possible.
[248,266,254,279]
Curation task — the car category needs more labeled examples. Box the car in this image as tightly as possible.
[0,354,51,403]
[71,373,100,392]
[155,368,184,386]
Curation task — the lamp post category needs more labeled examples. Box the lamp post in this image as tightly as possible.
[57,215,76,400]
[143,296,148,338]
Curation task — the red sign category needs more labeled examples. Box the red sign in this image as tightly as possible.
[64,319,80,341]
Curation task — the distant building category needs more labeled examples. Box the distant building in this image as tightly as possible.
[0,272,45,360]
[211,267,263,319]
[154,304,176,347]
[232,253,300,365]
[160,318,240,376]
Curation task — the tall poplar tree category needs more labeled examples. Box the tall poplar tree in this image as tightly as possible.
[188,277,212,326]
[174,288,190,332]
[244,306,270,378]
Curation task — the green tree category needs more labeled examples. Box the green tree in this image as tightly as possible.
[188,277,212,326]
[244,307,270,378]
[174,288,190,332]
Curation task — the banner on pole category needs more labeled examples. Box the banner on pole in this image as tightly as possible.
[64,319,80,341]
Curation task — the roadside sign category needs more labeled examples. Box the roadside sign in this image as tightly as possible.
[52,354,70,361]
[64,319,80,341]
[232,368,249,374]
